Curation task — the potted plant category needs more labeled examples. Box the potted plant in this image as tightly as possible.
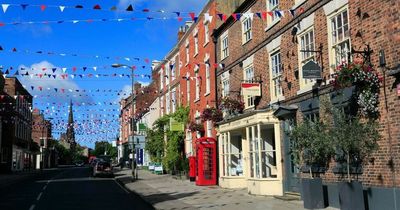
[188,121,205,134]
[332,62,381,119]
[289,119,334,209]
[330,109,380,210]
[219,97,244,116]
[201,107,223,123]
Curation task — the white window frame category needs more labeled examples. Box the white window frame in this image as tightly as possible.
[270,50,283,100]
[195,71,200,102]
[221,35,229,60]
[220,132,244,177]
[242,17,252,44]
[165,65,170,86]
[204,22,209,45]
[185,41,190,65]
[222,79,230,97]
[328,7,351,72]
[267,0,280,23]
[186,72,190,106]
[298,28,316,91]
[205,62,211,95]
[243,65,255,109]
[159,69,164,91]
[194,34,199,56]
[171,89,176,113]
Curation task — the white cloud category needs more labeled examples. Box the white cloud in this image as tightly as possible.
[15,24,53,38]
[19,61,93,104]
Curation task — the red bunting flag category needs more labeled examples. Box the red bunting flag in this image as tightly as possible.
[40,5,46,11]
[0,22,4,27]
[189,12,195,20]
[93,5,101,10]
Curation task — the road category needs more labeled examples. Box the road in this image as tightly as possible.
[0,167,154,210]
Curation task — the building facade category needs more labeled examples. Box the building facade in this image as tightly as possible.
[213,0,400,200]
[3,77,35,172]
[32,109,54,169]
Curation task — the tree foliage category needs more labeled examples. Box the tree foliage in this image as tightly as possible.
[289,119,335,177]
[92,141,117,158]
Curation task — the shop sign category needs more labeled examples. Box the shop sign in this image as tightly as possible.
[241,83,261,96]
[170,118,184,131]
[302,60,322,79]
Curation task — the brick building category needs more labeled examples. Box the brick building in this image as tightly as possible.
[118,66,159,164]
[2,77,35,172]
[32,109,54,169]
[213,0,400,205]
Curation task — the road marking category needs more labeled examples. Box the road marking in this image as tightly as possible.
[42,185,47,190]
[114,179,130,194]
[29,204,35,210]
[36,192,43,201]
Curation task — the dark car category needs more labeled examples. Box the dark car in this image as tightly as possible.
[92,161,113,177]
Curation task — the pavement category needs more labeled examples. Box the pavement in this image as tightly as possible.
[115,169,339,210]
[0,166,154,210]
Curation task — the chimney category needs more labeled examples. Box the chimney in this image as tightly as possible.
[178,26,185,41]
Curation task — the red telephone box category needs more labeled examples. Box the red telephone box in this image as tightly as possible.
[195,137,217,186]
[189,156,196,182]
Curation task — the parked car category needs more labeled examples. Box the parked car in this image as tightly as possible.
[89,158,103,174]
[92,161,113,177]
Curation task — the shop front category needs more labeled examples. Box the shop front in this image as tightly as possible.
[217,110,284,196]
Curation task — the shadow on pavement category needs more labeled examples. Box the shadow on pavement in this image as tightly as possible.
[141,191,199,206]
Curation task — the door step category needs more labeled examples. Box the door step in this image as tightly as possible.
[274,192,301,201]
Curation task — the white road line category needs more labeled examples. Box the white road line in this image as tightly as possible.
[114,179,130,194]
[42,185,47,190]
[36,192,43,201]
[29,204,35,210]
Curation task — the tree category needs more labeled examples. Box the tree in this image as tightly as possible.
[330,109,380,182]
[92,141,117,158]
[289,119,335,178]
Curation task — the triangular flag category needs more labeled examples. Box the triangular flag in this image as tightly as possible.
[142,9,150,12]
[178,17,183,21]
[93,4,101,10]
[93,67,97,71]
[75,5,83,9]
[59,6,65,12]
[72,20,79,24]
[217,13,224,21]
[40,5,46,11]
[204,13,213,23]
[0,22,5,27]
[2,4,9,13]
[174,12,180,17]
[126,4,133,11]
[12,48,17,52]
[275,10,283,18]
[262,11,268,20]
[267,11,274,17]
[52,68,57,73]
[0,46,3,51]
[21,4,28,10]
[110,6,117,11]
[189,12,196,20]
[193,17,199,22]
[62,68,67,73]
[289,9,295,17]
[256,12,262,19]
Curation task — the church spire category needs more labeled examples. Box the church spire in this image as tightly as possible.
[66,100,76,149]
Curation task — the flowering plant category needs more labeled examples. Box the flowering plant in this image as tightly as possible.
[188,121,204,133]
[332,62,381,118]
[201,107,223,123]
[218,97,245,114]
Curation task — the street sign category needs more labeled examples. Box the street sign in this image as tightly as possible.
[241,83,261,96]
[138,123,147,131]
[302,60,322,79]
[170,118,184,131]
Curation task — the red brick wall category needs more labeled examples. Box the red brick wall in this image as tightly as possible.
[215,0,400,187]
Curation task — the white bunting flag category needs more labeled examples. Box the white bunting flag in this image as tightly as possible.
[59,6,65,12]
[204,13,213,23]
[62,68,67,73]
[2,4,10,13]
[93,67,97,71]
[72,20,79,24]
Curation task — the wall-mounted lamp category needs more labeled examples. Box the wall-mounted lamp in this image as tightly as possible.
[379,49,386,67]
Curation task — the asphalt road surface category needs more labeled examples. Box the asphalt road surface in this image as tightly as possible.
[0,167,154,210]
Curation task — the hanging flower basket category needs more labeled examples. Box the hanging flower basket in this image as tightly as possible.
[332,62,382,119]
[188,121,204,133]
[201,107,223,123]
[218,97,245,115]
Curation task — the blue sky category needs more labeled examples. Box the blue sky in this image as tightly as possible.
[0,0,207,148]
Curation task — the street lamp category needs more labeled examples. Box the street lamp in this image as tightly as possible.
[112,63,137,180]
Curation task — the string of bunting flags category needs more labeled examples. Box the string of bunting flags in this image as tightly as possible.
[0,6,305,26]
[0,3,193,14]
[0,45,151,62]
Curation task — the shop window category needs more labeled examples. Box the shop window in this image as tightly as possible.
[249,125,277,179]
[220,133,243,177]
